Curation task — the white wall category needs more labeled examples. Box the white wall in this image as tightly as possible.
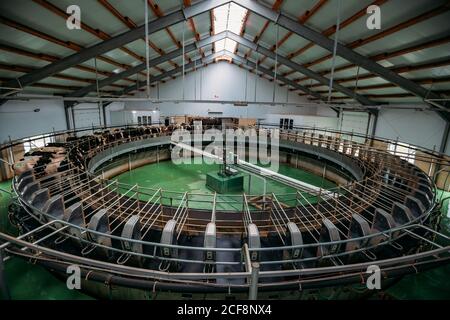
[445,129,450,154]
[0,61,448,156]
[263,113,339,129]
[0,99,66,143]
[152,62,312,104]
[71,103,102,129]
[119,62,333,123]
[375,109,447,152]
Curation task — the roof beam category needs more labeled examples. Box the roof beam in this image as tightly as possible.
[306,57,450,87]
[0,63,126,88]
[0,43,134,84]
[119,51,225,96]
[64,31,369,104]
[283,0,388,72]
[118,49,324,101]
[226,51,324,100]
[183,0,205,58]
[33,0,145,64]
[66,32,228,99]
[305,35,450,80]
[97,0,169,72]
[233,0,449,117]
[0,0,227,97]
[243,0,284,59]
[295,3,449,77]
[225,31,374,105]
[147,0,191,63]
[259,0,327,65]
[314,76,450,94]
[63,32,340,101]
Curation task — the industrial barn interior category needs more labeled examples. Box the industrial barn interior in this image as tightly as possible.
[0,0,449,301]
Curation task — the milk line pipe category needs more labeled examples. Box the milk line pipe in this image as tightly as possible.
[65,179,117,206]
[43,173,91,196]
[0,220,63,251]
[77,185,123,222]
[62,177,104,203]
[110,189,162,234]
[51,172,414,230]
[6,240,446,286]
[330,186,389,221]
[3,212,442,276]
[36,167,84,187]
[140,205,164,239]
[293,200,320,241]
[269,198,288,242]
[6,242,450,287]
[2,229,244,270]
[15,138,434,215]
[81,186,134,222]
[279,130,446,165]
[0,210,422,270]
[108,191,141,224]
[13,161,440,246]
[295,192,324,238]
[12,191,441,262]
[364,175,424,202]
[3,124,447,162]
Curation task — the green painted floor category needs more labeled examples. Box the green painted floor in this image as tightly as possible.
[0,180,92,300]
[385,189,450,300]
[114,161,336,211]
[1,166,449,299]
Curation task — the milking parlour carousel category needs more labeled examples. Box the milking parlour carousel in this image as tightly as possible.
[1,123,449,300]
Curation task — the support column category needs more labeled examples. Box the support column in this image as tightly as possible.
[439,121,449,154]
[63,101,72,130]
[248,262,260,300]
[0,250,11,300]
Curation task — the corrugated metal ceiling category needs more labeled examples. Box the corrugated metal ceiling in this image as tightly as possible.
[0,0,448,106]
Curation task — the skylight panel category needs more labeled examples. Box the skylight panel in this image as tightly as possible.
[213,3,248,54]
